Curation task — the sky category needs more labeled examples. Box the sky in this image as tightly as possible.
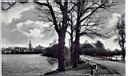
[1,1,125,50]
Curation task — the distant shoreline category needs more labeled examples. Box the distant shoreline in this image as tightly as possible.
[2,53,43,54]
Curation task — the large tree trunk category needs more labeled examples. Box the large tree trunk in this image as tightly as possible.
[73,35,80,68]
[72,1,81,68]
[70,32,74,64]
[69,15,74,65]
[122,47,125,61]
[57,0,68,71]
[120,41,125,61]
[57,32,66,71]
[58,2,68,71]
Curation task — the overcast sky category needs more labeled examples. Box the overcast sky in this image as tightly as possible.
[1,1,125,50]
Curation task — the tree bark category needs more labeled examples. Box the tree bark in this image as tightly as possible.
[73,34,80,68]
[120,39,125,61]
[122,47,125,61]
[69,12,74,65]
[57,13,67,71]
[57,32,66,71]
[57,1,68,70]
[72,1,81,68]
[70,30,74,64]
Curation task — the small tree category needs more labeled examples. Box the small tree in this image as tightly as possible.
[115,14,125,61]
[94,40,104,48]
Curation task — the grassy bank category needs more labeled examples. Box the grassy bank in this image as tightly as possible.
[43,59,124,76]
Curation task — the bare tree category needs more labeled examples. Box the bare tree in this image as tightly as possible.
[2,0,69,71]
[35,0,70,71]
[67,0,118,68]
[67,12,74,65]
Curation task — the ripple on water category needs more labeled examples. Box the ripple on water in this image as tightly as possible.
[2,54,58,76]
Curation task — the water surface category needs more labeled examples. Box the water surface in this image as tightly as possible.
[2,54,57,76]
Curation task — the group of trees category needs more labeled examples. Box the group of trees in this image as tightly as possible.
[2,0,125,71]
[43,44,71,66]
[43,44,69,58]
[80,40,122,56]
[35,0,116,70]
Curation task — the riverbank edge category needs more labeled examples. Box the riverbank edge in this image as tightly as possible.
[42,59,124,76]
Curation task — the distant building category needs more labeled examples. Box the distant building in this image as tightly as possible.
[28,39,33,52]
[35,45,44,49]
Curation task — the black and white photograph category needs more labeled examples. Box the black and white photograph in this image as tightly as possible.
[1,0,126,76]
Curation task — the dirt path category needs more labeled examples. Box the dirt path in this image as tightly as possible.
[80,55,125,76]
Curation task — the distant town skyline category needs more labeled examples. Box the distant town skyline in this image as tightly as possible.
[1,1,125,50]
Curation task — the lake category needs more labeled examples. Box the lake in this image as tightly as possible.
[2,54,58,76]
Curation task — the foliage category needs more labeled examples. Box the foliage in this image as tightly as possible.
[80,41,122,57]
[94,40,104,48]
[114,14,125,60]
[43,44,69,58]
[43,44,71,66]
[115,14,125,47]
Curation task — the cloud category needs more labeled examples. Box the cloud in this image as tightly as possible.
[1,2,124,49]
[2,3,35,24]
[108,13,121,28]
[27,29,44,38]
[80,35,120,50]
[2,19,56,48]
[16,20,53,39]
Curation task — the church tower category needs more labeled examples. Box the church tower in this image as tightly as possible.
[28,39,33,52]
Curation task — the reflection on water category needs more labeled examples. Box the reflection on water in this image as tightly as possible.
[47,57,58,70]
[2,54,58,76]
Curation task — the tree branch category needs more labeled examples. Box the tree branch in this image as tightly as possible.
[80,1,116,23]
[1,2,16,11]
[35,1,60,34]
